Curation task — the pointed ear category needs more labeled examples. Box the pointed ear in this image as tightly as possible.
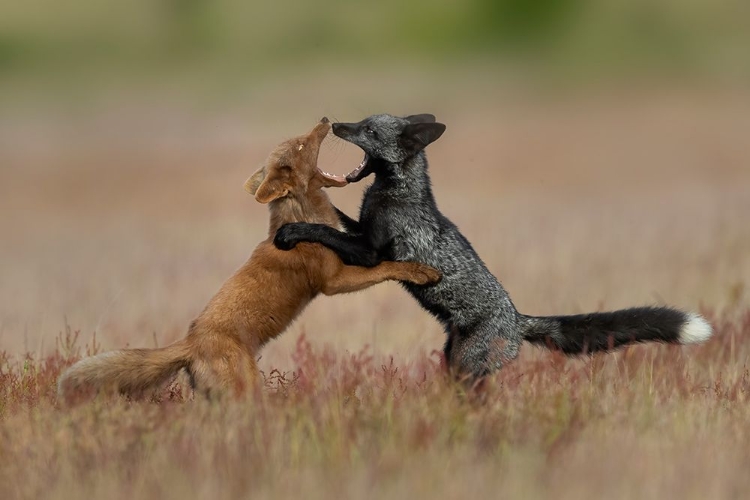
[405,114,436,124]
[253,167,291,203]
[255,177,289,203]
[399,122,446,154]
[243,167,266,195]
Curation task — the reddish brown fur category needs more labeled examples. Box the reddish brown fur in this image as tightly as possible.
[58,119,440,403]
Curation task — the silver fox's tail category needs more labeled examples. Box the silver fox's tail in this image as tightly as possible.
[58,339,191,404]
[522,306,712,354]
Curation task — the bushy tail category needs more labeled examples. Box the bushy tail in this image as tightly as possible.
[58,339,191,403]
[522,306,712,355]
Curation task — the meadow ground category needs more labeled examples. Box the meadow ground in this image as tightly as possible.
[1,77,750,499]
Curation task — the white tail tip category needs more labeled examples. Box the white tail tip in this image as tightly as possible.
[679,313,713,344]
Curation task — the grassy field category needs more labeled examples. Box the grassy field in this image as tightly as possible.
[1,75,750,498]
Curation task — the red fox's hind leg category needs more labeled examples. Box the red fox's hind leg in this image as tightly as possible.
[189,345,259,399]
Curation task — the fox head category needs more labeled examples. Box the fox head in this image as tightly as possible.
[244,117,347,203]
[332,114,446,182]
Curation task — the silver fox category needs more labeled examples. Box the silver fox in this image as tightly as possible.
[274,113,712,379]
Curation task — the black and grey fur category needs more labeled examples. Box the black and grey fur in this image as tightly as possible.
[275,113,712,378]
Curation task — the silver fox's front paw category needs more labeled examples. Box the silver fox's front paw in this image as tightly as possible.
[274,223,305,250]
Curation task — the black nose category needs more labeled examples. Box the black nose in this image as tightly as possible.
[332,122,350,136]
[320,117,329,124]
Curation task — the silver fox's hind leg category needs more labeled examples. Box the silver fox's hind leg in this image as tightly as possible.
[445,324,522,379]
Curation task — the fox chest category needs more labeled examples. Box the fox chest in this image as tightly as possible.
[362,211,435,262]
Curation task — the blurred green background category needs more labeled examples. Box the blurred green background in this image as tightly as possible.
[1,0,750,361]
[2,0,748,104]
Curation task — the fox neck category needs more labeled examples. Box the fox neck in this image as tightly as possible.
[373,152,435,202]
[267,189,339,236]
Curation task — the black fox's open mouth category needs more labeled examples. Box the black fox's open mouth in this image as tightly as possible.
[346,154,373,183]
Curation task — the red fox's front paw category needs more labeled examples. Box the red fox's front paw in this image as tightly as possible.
[408,263,442,285]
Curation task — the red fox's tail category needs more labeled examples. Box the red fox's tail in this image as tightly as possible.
[58,338,191,403]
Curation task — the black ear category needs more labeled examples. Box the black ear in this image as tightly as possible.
[400,122,446,154]
[405,114,436,124]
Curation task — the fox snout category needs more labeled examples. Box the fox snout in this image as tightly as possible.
[332,122,357,139]
[310,118,332,144]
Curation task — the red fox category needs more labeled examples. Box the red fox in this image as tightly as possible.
[58,118,440,403]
